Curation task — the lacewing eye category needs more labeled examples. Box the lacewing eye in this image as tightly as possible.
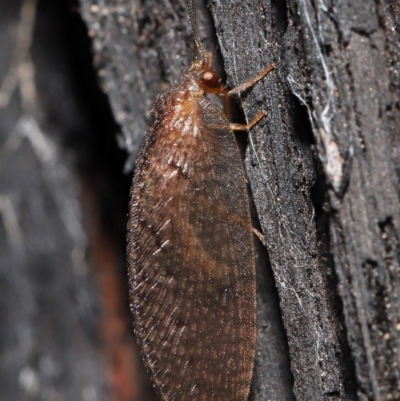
[201,68,220,88]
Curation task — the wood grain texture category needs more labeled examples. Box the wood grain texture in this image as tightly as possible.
[0,1,108,399]
[287,1,400,399]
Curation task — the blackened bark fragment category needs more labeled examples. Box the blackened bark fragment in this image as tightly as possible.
[0,1,106,399]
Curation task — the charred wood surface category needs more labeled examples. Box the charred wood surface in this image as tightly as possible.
[0,1,107,400]
[7,0,395,400]
[0,0,152,400]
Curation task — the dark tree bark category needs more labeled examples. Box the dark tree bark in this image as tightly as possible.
[79,0,400,400]
[2,0,399,400]
[0,1,107,400]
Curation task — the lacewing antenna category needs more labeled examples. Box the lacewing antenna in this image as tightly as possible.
[187,0,208,64]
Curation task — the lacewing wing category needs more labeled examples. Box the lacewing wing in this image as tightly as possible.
[127,1,273,400]
[127,86,256,400]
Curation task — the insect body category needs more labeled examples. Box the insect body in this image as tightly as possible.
[127,1,273,400]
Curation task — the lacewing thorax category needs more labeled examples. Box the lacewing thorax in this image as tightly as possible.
[127,1,273,400]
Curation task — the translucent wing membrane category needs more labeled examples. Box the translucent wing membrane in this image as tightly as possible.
[127,82,256,401]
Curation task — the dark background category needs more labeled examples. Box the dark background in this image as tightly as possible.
[1,0,399,400]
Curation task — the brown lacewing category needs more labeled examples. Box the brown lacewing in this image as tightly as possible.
[127,0,273,400]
